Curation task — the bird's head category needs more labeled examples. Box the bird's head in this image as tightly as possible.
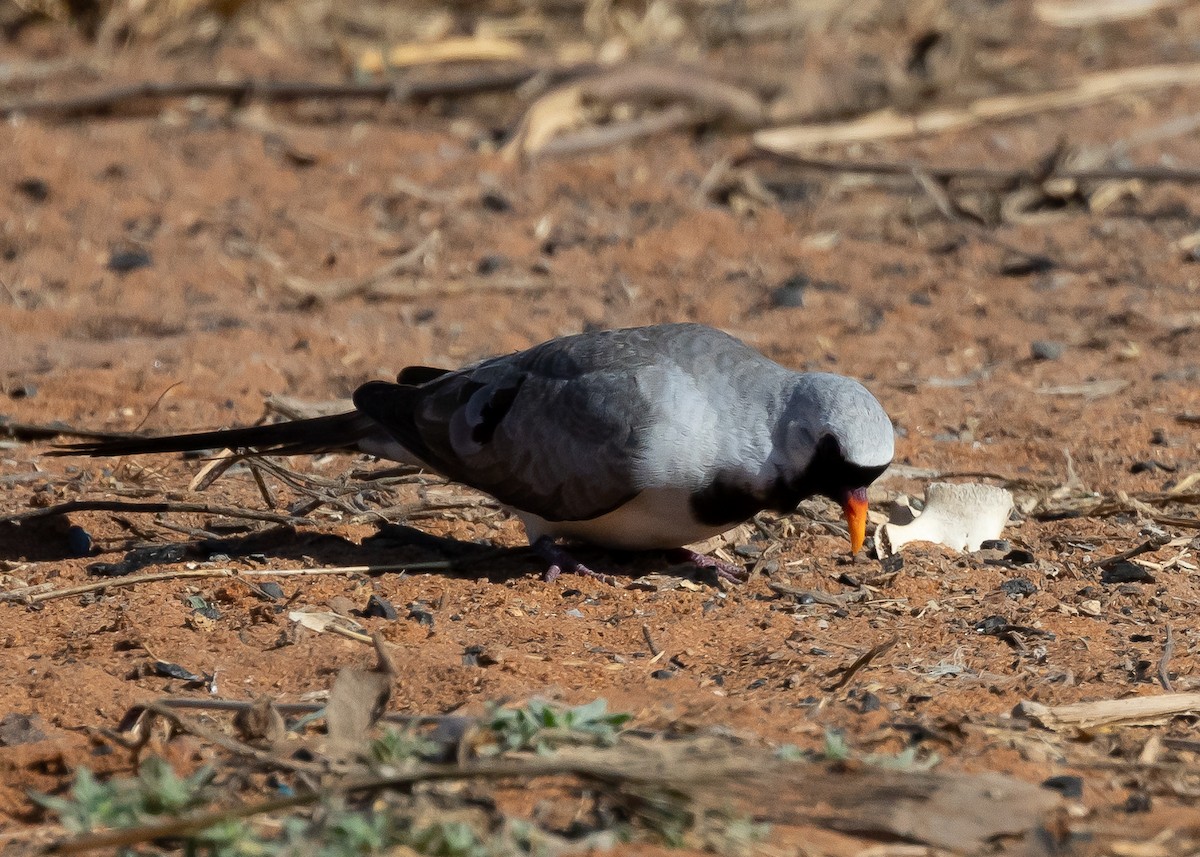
[780,374,895,554]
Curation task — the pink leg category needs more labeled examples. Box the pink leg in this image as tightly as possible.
[667,548,750,584]
[532,537,619,586]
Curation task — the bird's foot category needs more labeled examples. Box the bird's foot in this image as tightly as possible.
[532,536,619,586]
[667,548,750,584]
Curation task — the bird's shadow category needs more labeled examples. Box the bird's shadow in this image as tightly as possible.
[0,518,667,585]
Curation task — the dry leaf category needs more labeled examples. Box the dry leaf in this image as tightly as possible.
[325,667,393,753]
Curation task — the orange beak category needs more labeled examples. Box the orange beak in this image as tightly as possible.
[842,488,869,555]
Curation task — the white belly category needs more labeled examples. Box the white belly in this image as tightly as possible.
[516,487,733,551]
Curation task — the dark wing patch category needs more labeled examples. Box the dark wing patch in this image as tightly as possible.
[469,382,519,445]
[353,362,645,523]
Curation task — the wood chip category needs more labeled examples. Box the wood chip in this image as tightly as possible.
[1016,693,1200,730]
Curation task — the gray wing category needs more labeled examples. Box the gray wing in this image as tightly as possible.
[351,324,760,522]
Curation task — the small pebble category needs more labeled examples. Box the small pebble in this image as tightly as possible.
[770,275,808,308]
[364,595,398,620]
[1004,548,1036,566]
[1030,340,1065,361]
[1150,428,1168,445]
[7,383,36,400]
[406,602,434,626]
[107,248,153,274]
[257,582,285,601]
[1100,562,1155,585]
[1041,775,1083,799]
[857,691,882,713]
[999,254,1054,276]
[153,661,204,682]
[564,608,584,618]
[1130,460,1173,474]
[66,525,93,557]
[14,178,49,203]
[476,254,507,275]
[1000,577,1037,598]
[650,669,676,680]
[1123,792,1152,813]
[480,191,511,213]
[974,615,1009,634]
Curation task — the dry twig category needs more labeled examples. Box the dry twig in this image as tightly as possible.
[1,68,593,120]
[0,499,304,527]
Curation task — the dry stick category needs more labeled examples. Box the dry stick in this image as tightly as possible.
[9,560,464,605]
[766,581,847,607]
[1158,624,1176,692]
[119,697,463,728]
[536,104,696,158]
[908,163,1064,268]
[826,635,898,692]
[747,152,1200,186]
[1089,535,1170,569]
[137,702,327,775]
[0,499,304,527]
[755,61,1200,151]
[641,623,662,658]
[0,67,591,120]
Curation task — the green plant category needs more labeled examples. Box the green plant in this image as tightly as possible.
[368,727,440,768]
[486,698,630,755]
[33,757,217,834]
[816,729,940,771]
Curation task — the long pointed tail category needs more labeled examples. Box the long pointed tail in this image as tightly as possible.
[47,411,376,458]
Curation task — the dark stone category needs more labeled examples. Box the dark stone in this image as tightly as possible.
[1123,791,1152,813]
[14,178,49,203]
[1030,340,1065,361]
[476,254,507,275]
[770,275,808,308]
[406,602,435,627]
[857,691,882,713]
[363,595,398,620]
[257,582,285,601]
[651,669,676,680]
[1101,561,1155,585]
[999,254,1054,276]
[1130,460,1174,474]
[480,191,511,213]
[974,615,1009,635]
[7,383,36,400]
[107,248,153,274]
[152,661,205,682]
[1000,577,1037,598]
[1041,774,1083,799]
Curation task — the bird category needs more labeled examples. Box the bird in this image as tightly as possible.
[49,323,895,583]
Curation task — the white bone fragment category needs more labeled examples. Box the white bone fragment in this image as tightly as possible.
[878,482,1014,556]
